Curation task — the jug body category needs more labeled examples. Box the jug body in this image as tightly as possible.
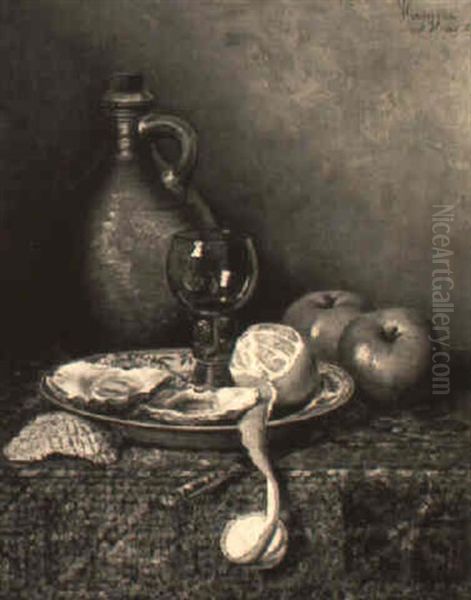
[80,73,215,351]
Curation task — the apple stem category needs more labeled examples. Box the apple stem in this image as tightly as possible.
[382,325,400,342]
[323,295,336,308]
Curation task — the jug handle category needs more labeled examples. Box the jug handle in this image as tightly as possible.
[138,113,197,196]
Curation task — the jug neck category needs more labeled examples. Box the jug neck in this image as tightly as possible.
[110,109,142,160]
[102,73,154,161]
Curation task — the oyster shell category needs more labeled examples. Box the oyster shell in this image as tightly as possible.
[47,360,170,413]
[3,412,118,465]
[139,385,261,424]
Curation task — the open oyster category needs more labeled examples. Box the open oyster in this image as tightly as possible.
[138,385,261,425]
[47,360,170,414]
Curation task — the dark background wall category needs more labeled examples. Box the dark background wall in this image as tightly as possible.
[0,0,469,358]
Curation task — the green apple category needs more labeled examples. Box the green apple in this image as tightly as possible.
[282,290,371,362]
[338,307,431,406]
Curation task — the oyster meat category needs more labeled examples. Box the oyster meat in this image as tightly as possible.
[139,385,261,424]
[47,360,170,413]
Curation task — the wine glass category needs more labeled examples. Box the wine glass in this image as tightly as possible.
[166,228,258,388]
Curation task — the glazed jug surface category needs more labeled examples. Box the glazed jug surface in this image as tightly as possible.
[80,73,215,351]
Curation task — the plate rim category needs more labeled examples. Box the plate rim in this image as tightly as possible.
[39,348,354,434]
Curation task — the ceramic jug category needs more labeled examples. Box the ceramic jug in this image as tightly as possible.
[78,73,215,350]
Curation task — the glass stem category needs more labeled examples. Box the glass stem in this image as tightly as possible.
[192,315,235,388]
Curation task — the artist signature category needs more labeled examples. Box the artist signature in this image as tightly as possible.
[398,0,471,33]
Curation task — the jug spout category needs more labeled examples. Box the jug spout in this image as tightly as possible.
[102,72,154,111]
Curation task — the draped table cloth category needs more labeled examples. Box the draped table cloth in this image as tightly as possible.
[0,360,470,599]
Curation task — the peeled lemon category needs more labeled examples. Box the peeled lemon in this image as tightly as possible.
[230,323,320,408]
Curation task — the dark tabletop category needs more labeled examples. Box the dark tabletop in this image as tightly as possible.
[1,357,471,599]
